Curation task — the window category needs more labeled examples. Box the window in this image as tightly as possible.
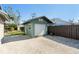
[39,19,43,21]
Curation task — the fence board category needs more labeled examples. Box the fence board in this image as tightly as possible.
[48,25,79,40]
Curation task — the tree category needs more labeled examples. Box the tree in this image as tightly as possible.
[16,10,21,31]
[0,5,2,10]
[4,6,21,31]
[4,23,17,31]
[68,18,74,25]
[31,13,36,19]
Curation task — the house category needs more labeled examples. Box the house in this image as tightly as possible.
[0,6,9,43]
[23,16,53,37]
[51,18,71,26]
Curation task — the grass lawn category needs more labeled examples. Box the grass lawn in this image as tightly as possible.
[5,31,25,36]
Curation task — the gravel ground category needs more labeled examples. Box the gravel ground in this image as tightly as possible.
[0,35,79,54]
[45,35,79,49]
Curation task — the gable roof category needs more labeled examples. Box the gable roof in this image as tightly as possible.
[23,16,53,24]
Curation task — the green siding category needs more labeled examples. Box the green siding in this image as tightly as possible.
[24,22,34,37]
[32,19,48,24]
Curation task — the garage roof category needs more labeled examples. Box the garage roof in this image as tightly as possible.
[23,16,53,24]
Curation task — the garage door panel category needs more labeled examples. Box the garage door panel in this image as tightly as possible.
[35,24,46,36]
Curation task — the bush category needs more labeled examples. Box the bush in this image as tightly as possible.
[4,24,17,31]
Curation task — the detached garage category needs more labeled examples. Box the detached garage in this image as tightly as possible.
[23,16,53,37]
[0,9,9,43]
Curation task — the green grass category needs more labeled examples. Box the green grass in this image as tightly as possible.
[6,31,25,36]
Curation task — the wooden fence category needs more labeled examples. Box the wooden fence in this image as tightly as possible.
[48,25,79,39]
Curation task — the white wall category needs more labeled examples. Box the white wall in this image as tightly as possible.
[0,19,4,43]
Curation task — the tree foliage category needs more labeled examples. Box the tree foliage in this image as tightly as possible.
[4,23,17,31]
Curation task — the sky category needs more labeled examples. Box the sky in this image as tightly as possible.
[2,4,79,23]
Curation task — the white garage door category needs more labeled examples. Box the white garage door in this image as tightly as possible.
[35,24,46,36]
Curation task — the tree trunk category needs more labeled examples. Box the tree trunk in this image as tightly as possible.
[17,25,20,31]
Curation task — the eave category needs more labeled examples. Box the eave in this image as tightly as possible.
[0,10,9,21]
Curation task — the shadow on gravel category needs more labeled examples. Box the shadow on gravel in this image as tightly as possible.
[1,35,32,44]
[45,35,79,49]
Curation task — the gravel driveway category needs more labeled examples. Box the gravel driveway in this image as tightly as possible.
[0,35,79,54]
[2,35,31,44]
